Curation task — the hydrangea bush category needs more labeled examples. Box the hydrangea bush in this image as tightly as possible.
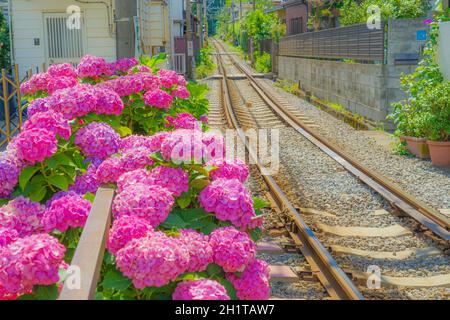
[0,53,270,300]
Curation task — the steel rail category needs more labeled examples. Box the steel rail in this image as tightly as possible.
[215,41,364,301]
[214,40,450,241]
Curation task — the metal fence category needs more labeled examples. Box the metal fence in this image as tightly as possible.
[0,65,24,148]
[279,23,385,62]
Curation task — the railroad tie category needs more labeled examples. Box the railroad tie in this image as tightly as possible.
[316,222,412,237]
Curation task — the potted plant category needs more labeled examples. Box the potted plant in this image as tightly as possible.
[389,101,430,159]
[421,82,450,167]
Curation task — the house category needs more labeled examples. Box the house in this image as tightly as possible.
[9,0,195,78]
[0,0,9,23]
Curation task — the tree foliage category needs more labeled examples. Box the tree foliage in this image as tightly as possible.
[339,0,431,26]
[0,11,10,69]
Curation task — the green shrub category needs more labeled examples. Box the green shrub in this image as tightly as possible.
[254,52,271,73]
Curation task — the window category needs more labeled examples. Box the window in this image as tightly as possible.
[290,17,302,35]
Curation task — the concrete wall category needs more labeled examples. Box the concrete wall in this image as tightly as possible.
[278,57,414,125]
[387,18,429,65]
[438,21,450,81]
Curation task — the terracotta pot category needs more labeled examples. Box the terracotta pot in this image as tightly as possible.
[402,136,430,159]
[427,141,450,167]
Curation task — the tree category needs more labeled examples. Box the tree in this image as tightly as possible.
[0,10,10,69]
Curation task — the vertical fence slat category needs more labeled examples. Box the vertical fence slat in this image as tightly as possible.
[59,187,115,300]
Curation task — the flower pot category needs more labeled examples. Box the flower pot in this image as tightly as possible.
[427,141,450,167]
[402,136,430,159]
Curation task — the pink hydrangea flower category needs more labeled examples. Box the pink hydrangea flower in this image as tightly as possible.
[161,129,204,164]
[178,229,213,273]
[115,233,189,288]
[47,63,77,78]
[26,98,50,118]
[208,226,256,273]
[20,73,51,95]
[202,132,225,162]
[15,128,57,164]
[109,58,139,74]
[120,147,154,172]
[157,69,179,89]
[119,135,162,153]
[74,122,120,159]
[149,166,189,197]
[144,89,173,109]
[134,65,152,73]
[0,196,45,237]
[48,84,98,119]
[199,179,257,229]
[172,86,190,99]
[77,55,111,78]
[95,156,125,184]
[200,115,208,124]
[0,152,21,198]
[0,228,19,248]
[0,233,65,295]
[173,279,230,300]
[69,160,102,195]
[112,183,174,228]
[107,216,154,255]
[206,158,249,183]
[42,192,92,233]
[47,76,78,94]
[116,169,154,194]
[226,259,270,300]
[92,87,124,115]
[22,111,72,140]
[166,113,200,130]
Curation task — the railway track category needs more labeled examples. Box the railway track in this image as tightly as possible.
[208,41,364,300]
[206,39,450,300]
[213,40,450,241]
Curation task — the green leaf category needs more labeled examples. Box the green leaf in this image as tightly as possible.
[150,152,164,163]
[45,157,58,169]
[0,198,9,206]
[116,126,133,137]
[206,263,224,278]
[33,285,59,300]
[19,166,40,190]
[190,177,210,191]
[177,208,208,222]
[200,221,218,235]
[161,212,187,229]
[176,192,191,209]
[84,192,96,203]
[176,272,206,281]
[250,227,263,242]
[47,175,69,191]
[253,197,270,210]
[102,270,132,291]
[218,278,238,300]
[54,154,76,167]
[29,187,47,202]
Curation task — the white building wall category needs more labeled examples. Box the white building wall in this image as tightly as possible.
[11,0,116,77]
[438,21,450,81]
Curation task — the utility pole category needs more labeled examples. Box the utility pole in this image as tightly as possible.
[185,0,194,79]
[239,0,242,19]
[197,0,203,48]
[231,0,235,46]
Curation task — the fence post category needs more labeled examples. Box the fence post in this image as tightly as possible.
[14,65,23,128]
[2,69,11,142]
